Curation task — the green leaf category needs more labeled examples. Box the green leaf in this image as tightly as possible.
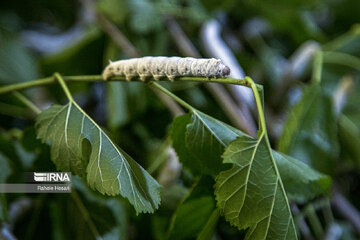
[186,111,246,176]
[171,113,201,174]
[215,135,298,239]
[273,151,331,203]
[72,176,128,239]
[278,83,339,174]
[14,141,36,169]
[42,28,103,76]
[167,176,216,240]
[171,109,331,202]
[97,0,127,24]
[0,34,39,84]
[127,0,162,34]
[0,153,11,222]
[0,152,11,182]
[338,115,360,168]
[106,82,129,129]
[197,209,220,240]
[36,103,161,214]
[171,110,246,176]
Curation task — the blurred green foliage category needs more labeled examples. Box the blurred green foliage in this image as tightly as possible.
[0,0,359,239]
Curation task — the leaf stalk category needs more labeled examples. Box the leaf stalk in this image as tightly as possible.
[54,73,75,102]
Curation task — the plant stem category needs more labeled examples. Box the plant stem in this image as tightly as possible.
[0,77,54,95]
[312,51,323,84]
[151,77,265,133]
[245,77,266,134]
[323,51,360,71]
[323,24,360,51]
[151,87,185,116]
[0,75,101,95]
[12,91,41,115]
[0,102,33,119]
[149,82,194,111]
[54,73,74,102]
[305,204,324,239]
[322,197,334,225]
[0,75,260,96]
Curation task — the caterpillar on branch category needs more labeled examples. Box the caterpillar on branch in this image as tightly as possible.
[102,56,231,81]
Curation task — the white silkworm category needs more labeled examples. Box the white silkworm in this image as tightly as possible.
[102,56,231,81]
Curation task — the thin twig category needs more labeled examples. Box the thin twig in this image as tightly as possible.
[0,102,33,119]
[152,87,184,116]
[304,204,324,239]
[323,51,360,71]
[0,75,259,96]
[311,51,323,84]
[12,91,41,115]
[206,83,256,135]
[54,73,75,102]
[332,190,360,236]
[149,82,194,111]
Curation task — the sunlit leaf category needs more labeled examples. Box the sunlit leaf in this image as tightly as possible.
[215,135,297,239]
[171,110,330,202]
[36,103,161,213]
[171,111,246,176]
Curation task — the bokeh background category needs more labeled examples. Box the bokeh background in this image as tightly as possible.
[0,0,360,239]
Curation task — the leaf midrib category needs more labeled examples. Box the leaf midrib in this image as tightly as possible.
[265,137,297,239]
[65,101,153,209]
[236,133,264,220]
[192,110,241,146]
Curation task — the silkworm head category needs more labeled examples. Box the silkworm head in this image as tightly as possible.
[218,63,231,77]
[222,66,231,77]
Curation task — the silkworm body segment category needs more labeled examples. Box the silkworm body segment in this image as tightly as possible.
[102,56,231,81]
